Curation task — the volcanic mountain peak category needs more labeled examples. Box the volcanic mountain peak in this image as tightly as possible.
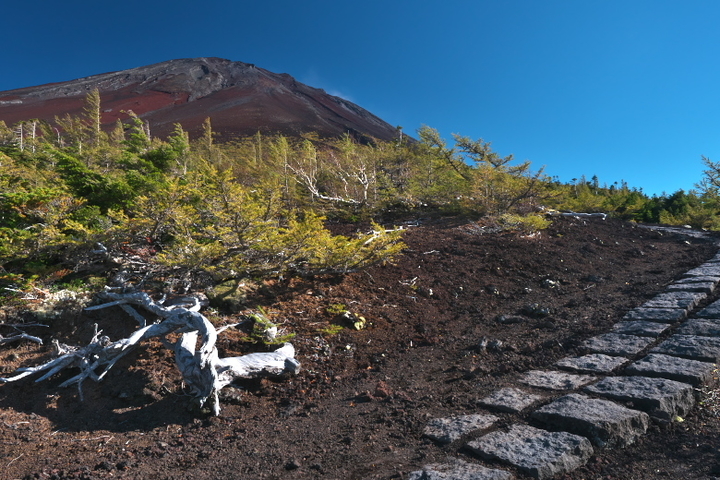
[0,58,400,142]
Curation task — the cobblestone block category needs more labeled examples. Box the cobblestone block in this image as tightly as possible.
[625,353,716,386]
[666,281,716,294]
[675,275,720,285]
[519,370,598,391]
[683,265,720,277]
[696,299,720,319]
[611,321,671,338]
[423,414,499,445]
[531,393,649,448]
[466,424,593,480]
[478,387,542,413]
[677,318,720,337]
[556,354,630,374]
[584,376,694,421]
[651,335,720,362]
[622,308,687,323]
[641,291,706,310]
[409,459,515,480]
[583,333,654,356]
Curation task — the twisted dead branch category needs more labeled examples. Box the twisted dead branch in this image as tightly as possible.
[0,292,300,415]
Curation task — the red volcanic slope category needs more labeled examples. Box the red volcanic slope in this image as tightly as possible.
[0,58,401,142]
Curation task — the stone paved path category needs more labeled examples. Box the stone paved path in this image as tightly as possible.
[410,233,720,480]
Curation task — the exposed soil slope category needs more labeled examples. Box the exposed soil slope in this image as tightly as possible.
[0,58,400,142]
[1,216,720,480]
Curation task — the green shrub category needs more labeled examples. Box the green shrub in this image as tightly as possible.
[136,166,405,279]
[498,213,551,234]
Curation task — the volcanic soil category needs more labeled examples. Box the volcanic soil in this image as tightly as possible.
[2,216,720,479]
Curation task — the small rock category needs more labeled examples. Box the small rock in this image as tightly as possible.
[521,304,551,318]
[95,461,114,471]
[374,381,392,398]
[496,315,525,325]
[486,285,501,295]
[488,339,504,352]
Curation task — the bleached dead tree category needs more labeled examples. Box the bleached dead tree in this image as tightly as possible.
[0,292,300,415]
[286,139,362,204]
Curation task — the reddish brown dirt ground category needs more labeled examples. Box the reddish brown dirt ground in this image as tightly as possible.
[2,216,720,480]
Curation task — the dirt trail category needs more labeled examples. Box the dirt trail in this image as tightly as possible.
[1,216,719,479]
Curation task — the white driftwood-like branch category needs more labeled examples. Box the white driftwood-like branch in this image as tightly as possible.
[546,210,608,220]
[0,292,300,415]
[0,333,43,346]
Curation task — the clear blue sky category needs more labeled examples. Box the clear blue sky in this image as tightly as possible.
[2,0,719,196]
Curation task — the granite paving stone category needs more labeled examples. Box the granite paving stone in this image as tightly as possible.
[624,353,716,386]
[696,299,720,319]
[478,387,542,413]
[611,321,671,338]
[519,370,598,391]
[584,376,695,421]
[683,265,720,278]
[466,424,593,480]
[531,393,649,448]
[556,354,630,374]
[583,333,654,356]
[651,334,720,362]
[408,459,515,480]
[423,414,499,445]
[666,281,716,294]
[622,307,687,323]
[674,275,720,285]
[676,318,720,337]
[672,275,720,287]
[641,291,706,311]
[411,249,720,480]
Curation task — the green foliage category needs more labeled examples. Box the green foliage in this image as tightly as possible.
[0,121,15,145]
[247,307,296,345]
[135,164,405,279]
[654,190,719,229]
[318,324,344,336]
[497,213,552,234]
[326,303,348,315]
[325,303,366,330]
[123,111,152,154]
[56,150,137,211]
[11,89,720,303]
